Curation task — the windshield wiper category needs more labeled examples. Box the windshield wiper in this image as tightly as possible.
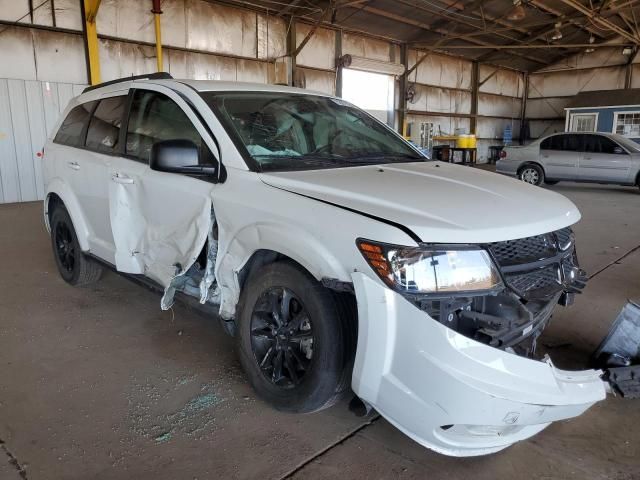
[342,152,426,163]
[256,154,348,171]
[254,152,426,171]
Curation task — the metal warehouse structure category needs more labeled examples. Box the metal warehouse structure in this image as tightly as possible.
[2,0,640,203]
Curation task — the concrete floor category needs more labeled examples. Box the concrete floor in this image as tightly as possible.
[1,181,640,480]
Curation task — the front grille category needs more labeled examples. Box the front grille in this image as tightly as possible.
[507,265,561,295]
[489,234,555,266]
[487,227,578,299]
[488,227,573,266]
[555,227,574,251]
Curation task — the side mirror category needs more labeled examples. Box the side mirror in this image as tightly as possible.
[150,139,218,176]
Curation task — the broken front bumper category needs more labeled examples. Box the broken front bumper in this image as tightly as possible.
[351,273,607,457]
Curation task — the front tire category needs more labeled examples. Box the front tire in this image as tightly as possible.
[519,164,544,186]
[236,262,352,413]
[50,205,103,286]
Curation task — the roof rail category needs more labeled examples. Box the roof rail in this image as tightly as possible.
[82,72,173,94]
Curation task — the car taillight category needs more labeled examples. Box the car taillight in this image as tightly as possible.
[499,150,507,158]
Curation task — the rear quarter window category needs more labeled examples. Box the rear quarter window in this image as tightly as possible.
[53,101,97,147]
[540,136,554,150]
[541,134,581,151]
[85,96,127,154]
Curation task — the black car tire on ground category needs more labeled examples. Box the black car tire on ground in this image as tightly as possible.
[50,204,103,286]
[236,261,353,413]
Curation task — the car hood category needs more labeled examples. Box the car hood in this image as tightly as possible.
[259,161,581,244]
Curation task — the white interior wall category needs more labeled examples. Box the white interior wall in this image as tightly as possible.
[405,50,473,145]
[0,79,86,204]
[526,47,635,139]
[0,0,528,203]
[406,51,524,161]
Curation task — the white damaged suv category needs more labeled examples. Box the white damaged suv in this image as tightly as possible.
[43,74,607,456]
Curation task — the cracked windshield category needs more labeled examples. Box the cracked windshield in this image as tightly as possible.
[202,92,426,171]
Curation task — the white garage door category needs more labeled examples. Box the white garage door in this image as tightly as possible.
[0,78,86,204]
[341,68,395,126]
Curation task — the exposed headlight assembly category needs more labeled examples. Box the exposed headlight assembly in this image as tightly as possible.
[357,239,502,295]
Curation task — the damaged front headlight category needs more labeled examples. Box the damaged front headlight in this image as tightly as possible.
[357,239,502,295]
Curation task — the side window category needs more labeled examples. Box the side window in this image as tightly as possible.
[542,135,565,150]
[563,134,581,152]
[599,136,623,154]
[125,90,215,164]
[543,134,581,151]
[85,95,127,154]
[583,135,601,154]
[53,101,97,147]
[583,135,622,154]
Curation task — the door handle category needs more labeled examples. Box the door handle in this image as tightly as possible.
[111,173,134,185]
[67,161,80,170]
[542,154,549,158]
[583,156,592,160]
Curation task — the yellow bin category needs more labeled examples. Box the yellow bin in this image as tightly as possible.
[456,134,469,148]
[467,134,477,148]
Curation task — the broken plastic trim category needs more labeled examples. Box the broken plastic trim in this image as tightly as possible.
[410,236,586,355]
[161,208,221,310]
[321,277,355,293]
[594,300,640,398]
[594,300,640,366]
[604,366,640,398]
[199,220,221,305]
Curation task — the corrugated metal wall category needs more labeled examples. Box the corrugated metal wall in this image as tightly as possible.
[405,51,525,161]
[526,48,638,138]
[0,78,85,203]
[0,0,532,204]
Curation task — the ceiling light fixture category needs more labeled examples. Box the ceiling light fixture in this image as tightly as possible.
[551,22,563,41]
[507,0,526,21]
[623,46,634,55]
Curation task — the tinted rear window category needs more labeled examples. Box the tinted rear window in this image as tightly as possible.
[541,134,581,151]
[53,101,97,147]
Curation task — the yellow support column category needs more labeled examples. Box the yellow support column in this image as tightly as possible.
[83,0,102,85]
[152,0,163,72]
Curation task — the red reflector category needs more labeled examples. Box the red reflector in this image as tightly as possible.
[499,150,507,158]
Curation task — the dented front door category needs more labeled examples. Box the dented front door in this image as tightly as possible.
[108,86,218,287]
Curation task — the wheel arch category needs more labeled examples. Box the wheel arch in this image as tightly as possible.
[517,161,545,177]
[216,222,352,320]
[45,179,91,251]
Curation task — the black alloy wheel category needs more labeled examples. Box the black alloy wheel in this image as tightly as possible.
[54,221,77,275]
[236,261,354,413]
[49,204,103,286]
[250,287,314,388]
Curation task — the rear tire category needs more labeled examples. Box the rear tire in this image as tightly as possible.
[50,205,103,286]
[236,262,354,413]
[519,164,544,186]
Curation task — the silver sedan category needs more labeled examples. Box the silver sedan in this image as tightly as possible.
[496,132,640,189]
